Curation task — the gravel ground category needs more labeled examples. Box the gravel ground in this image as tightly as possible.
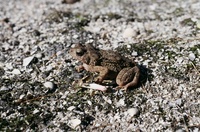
[0,0,200,131]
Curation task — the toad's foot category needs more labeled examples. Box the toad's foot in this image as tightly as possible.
[82,64,109,83]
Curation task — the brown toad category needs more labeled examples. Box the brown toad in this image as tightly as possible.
[69,43,140,90]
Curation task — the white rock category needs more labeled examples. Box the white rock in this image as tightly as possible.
[127,44,131,49]
[193,128,199,132]
[127,108,139,117]
[5,63,13,70]
[35,53,43,59]
[57,112,64,119]
[23,56,35,67]
[131,51,138,56]
[0,86,9,91]
[62,101,67,105]
[67,106,76,111]
[50,37,57,43]
[73,34,79,39]
[175,128,184,132]
[12,69,21,75]
[175,99,182,106]
[43,81,54,89]
[177,57,183,64]
[19,94,25,100]
[188,53,195,61]
[69,118,81,129]
[87,100,92,106]
[169,102,176,107]
[122,28,137,38]
[196,88,200,92]
[116,98,125,107]
[33,109,40,114]
[46,65,53,71]
[196,20,200,29]
[2,43,11,50]
[56,51,63,56]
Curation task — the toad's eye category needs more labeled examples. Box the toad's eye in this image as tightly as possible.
[76,49,85,56]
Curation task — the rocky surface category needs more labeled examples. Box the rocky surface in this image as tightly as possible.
[0,0,199,131]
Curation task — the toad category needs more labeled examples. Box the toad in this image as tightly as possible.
[69,43,140,90]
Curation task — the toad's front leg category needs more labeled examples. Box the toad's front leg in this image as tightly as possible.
[116,66,140,90]
[82,63,109,83]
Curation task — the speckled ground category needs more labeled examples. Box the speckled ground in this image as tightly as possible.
[0,0,199,131]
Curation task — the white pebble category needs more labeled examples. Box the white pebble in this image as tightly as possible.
[196,88,200,93]
[116,98,125,107]
[43,81,54,89]
[127,108,139,117]
[19,94,25,100]
[5,63,13,70]
[46,65,53,71]
[188,53,195,61]
[35,53,43,59]
[33,109,40,114]
[87,100,92,106]
[73,34,79,39]
[12,69,21,75]
[69,118,81,129]
[175,99,182,106]
[131,51,138,56]
[67,106,76,111]
[122,28,137,38]
[196,20,200,29]
[23,56,35,67]
[0,86,9,91]
[127,44,131,49]
[175,128,184,132]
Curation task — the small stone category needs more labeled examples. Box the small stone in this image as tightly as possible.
[169,102,176,108]
[46,65,53,71]
[175,99,182,106]
[196,88,200,92]
[73,34,79,39]
[188,53,195,61]
[23,56,35,67]
[33,109,40,114]
[122,28,137,38]
[127,44,131,49]
[69,118,81,129]
[11,69,21,75]
[43,81,54,89]
[175,128,185,132]
[0,86,9,91]
[87,100,92,106]
[67,106,76,111]
[116,98,125,107]
[19,94,25,100]
[193,128,199,132]
[127,108,139,117]
[35,53,43,59]
[5,63,13,70]
[196,20,200,29]
[2,43,11,51]
[131,51,138,56]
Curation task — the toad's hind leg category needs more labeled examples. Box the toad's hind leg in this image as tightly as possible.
[116,66,140,90]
